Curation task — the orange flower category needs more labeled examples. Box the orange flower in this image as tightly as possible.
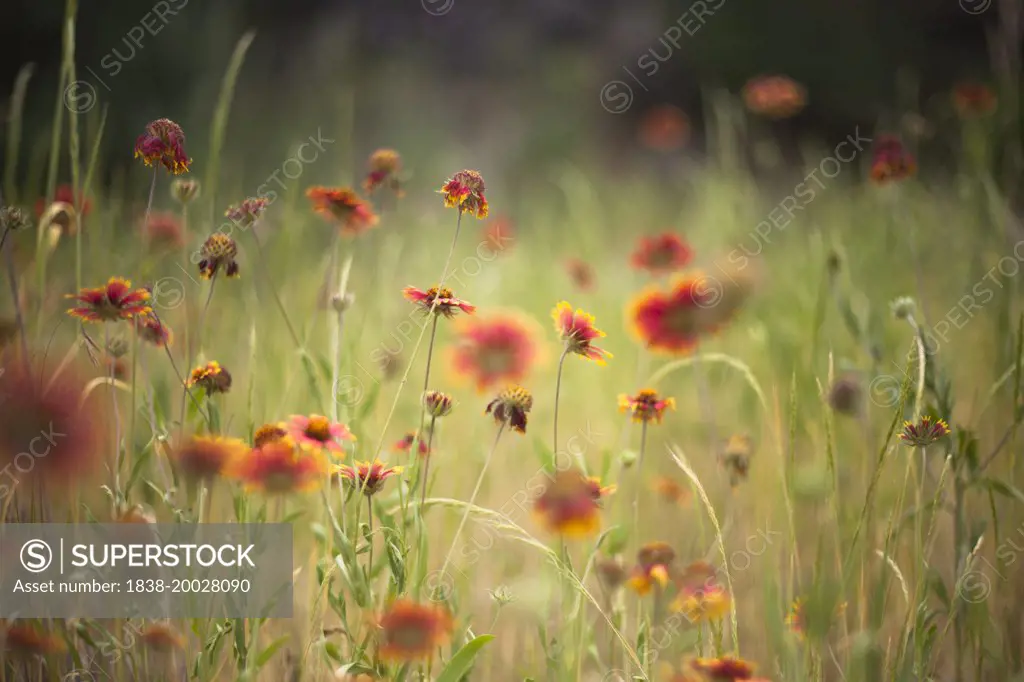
[586,476,617,503]
[672,562,731,623]
[377,600,453,662]
[534,469,602,538]
[638,104,691,151]
[285,414,355,459]
[742,75,807,119]
[628,542,676,595]
[187,361,232,395]
[552,301,612,364]
[485,385,534,434]
[198,233,240,279]
[134,118,191,174]
[870,135,916,184]
[143,211,185,249]
[253,423,288,448]
[619,388,676,424]
[403,286,476,318]
[137,313,173,348]
[439,169,488,218]
[66,277,152,323]
[628,274,730,355]
[449,312,541,392]
[565,257,594,291]
[652,476,690,507]
[138,622,186,652]
[231,440,327,494]
[1,623,66,657]
[953,82,997,118]
[363,149,404,197]
[307,186,379,236]
[482,216,515,254]
[631,233,693,275]
[689,656,756,680]
[172,435,247,481]
[338,460,403,496]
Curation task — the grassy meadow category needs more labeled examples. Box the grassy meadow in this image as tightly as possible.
[2,12,1024,682]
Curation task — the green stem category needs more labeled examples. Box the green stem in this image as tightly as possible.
[553,345,572,467]
[412,314,441,458]
[420,416,437,512]
[632,421,649,549]
[250,226,301,348]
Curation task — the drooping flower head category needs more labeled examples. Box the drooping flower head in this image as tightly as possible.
[596,557,628,593]
[483,216,515,255]
[898,416,950,447]
[423,390,454,418]
[187,361,232,395]
[34,183,92,218]
[565,257,595,291]
[552,301,612,364]
[742,75,807,119]
[394,431,430,457]
[449,312,541,392]
[689,656,757,680]
[230,439,327,494]
[66,277,152,323]
[628,542,676,595]
[137,314,173,348]
[953,82,997,118]
[403,286,476,318]
[440,170,489,219]
[363,149,404,197]
[198,233,240,279]
[286,414,355,459]
[586,476,617,504]
[485,385,534,434]
[225,197,269,227]
[306,186,379,236]
[870,135,917,184]
[171,435,247,481]
[338,459,404,496]
[0,359,107,488]
[638,104,691,151]
[631,233,693,276]
[143,211,185,250]
[533,468,602,538]
[619,389,676,424]
[134,118,191,174]
[377,600,454,662]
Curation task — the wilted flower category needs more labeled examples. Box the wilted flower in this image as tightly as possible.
[619,389,675,424]
[225,197,269,227]
[286,414,355,459]
[628,542,676,595]
[828,373,863,416]
[198,233,240,279]
[34,184,91,218]
[363,149,404,197]
[0,623,66,657]
[230,440,327,494]
[403,286,476,318]
[552,301,612,364]
[638,104,691,151]
[338,460,404,496]
[172,435,247,481]
[306,186,379,236]
[394,431,430,457]
[485,385,534,434]
[534,468,602,538]
[423,390,454,418]
[134,118,191,174]
[483,216,515,254]
[137,314,173,348]
[440,170,489,219]
[138,622,186,652]
[66,277,152,323]
[742,75,807,119]
[450,313,541,392]
[565,257,594,291]
[171,178,200,204]
[187,361,232,395]
[870,136,916,184]
[596,557,628,592]
[898,416,950,447]
[0,359,106,488]
[377,600,453,662]
[253,423,288,448]
[953,82,997,118]
[143,211,185,250]
[1,206,33,233]
[631,233,693,275]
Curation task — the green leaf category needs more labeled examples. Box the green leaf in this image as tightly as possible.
[255,636,289,668]
[977,477,1024,505]
[434,635,495,682]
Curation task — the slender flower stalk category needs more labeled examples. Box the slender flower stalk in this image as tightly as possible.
[553,345,570,463]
